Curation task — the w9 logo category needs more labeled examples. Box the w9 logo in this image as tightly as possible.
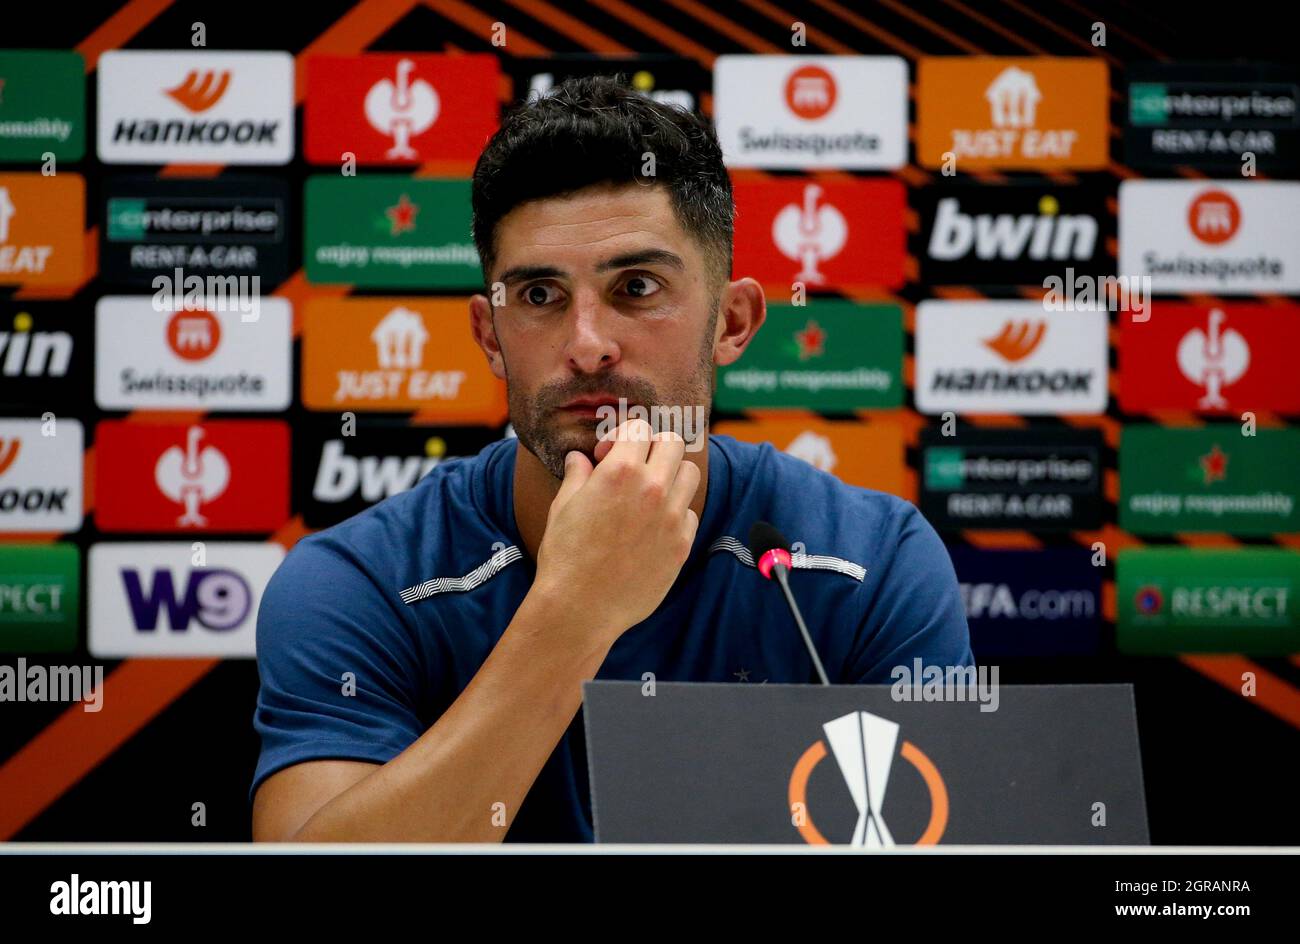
[121,567,252,631]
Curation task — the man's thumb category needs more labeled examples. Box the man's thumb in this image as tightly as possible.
[552,450,593,509]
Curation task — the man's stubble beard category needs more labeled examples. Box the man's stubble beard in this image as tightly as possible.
[504,307,719,481]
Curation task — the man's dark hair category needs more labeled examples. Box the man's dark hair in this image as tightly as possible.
[471,74,734,290]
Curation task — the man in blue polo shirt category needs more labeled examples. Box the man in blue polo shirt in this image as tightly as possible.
[250,75,972,843]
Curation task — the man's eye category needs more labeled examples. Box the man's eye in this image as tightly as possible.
[622,275,662,298]
[522,284,560,306]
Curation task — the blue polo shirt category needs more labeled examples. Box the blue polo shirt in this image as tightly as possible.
[250,433,973,841]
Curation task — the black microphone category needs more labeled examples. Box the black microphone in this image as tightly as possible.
[748,521,831,686]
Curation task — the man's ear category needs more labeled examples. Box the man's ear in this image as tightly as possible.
[713,277,766,367]
[470,294,507,381]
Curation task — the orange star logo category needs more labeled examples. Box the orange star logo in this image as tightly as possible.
[386,194,419,236]
[1200,444,1229,485]
[795,319,826,360]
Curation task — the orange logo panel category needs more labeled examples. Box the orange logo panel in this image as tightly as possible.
[712,417,905,496]
[301,297,506,423]
[0,173,85,286]
[917,57,1108,170]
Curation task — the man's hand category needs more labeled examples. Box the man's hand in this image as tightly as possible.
[533,418,701,645]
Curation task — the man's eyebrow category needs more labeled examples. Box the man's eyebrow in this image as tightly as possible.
[595,249,685,273]
[496,264,568,285]
[495,249,686,285]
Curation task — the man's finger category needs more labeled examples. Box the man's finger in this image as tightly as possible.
[668,455,701,516]
[550,450,593,516]
[646,429,686,484]
[600,417,654,466]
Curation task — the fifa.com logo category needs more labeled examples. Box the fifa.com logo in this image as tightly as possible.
[595,398,708,452]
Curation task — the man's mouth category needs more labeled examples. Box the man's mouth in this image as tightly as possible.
[558,395,623,416]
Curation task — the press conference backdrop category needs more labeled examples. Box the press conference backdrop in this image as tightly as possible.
[1,0,1297,844]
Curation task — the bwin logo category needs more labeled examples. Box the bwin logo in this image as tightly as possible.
[928,195,1098,262]
[788,710,948,846]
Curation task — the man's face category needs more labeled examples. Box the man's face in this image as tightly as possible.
[473,183,720,480]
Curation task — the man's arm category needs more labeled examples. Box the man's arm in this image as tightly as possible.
[252,421,700,842]
[252,585,613,842]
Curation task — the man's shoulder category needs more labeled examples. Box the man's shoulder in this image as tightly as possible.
[272,438,512,595]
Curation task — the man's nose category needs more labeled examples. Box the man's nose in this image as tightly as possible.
[563,287,621,373]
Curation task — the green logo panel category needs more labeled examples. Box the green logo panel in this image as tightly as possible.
[1118,548,1300,655]
[1120,426,1300,535]
[304,176,480,288]
[716,302,902,411]
[1128,83,1168,126]
[924,446,965,490]
[0,543,79,652]
[0,51,85,162]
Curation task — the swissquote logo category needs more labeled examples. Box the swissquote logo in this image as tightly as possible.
[915,301,1107,415]
[0,418,83,533]
[788,710,947,846]
[785,64,836,119]
[1189,189,1240,244]
[714,55,907,169]
[95,297,291,410]
[917,57,1108,169]
[88,542,283,658]
[304,54,499,165]
[732,178,905,289]
[97,51,293,164]
[1119,180,1300,294]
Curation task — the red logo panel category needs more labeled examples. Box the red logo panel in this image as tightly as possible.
[1119,304,1300,414]
[95,420,290,532]
[731,177,905,291]
[304,54,500,165]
